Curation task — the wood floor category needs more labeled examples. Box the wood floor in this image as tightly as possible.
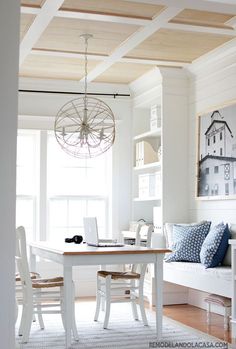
[80,298,231,343]
[162,304,231,343]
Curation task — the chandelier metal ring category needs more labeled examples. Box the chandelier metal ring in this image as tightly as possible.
[54,33,115,158]
[54,96,115,158]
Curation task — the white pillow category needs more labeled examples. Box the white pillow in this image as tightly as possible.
[222,223,236,266]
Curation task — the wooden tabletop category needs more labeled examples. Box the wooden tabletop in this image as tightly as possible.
[29,241,171,256]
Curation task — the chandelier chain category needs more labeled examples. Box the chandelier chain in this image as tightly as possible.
[54,33,115,159]
[84,35,88,106]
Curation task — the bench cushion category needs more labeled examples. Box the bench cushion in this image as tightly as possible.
[164,261,232,282]
[164,261,232,298]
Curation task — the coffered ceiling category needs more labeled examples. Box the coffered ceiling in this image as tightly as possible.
[19,0,236,84]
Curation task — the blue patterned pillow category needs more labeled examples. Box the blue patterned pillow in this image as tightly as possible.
[165,222,211,263]
[200,223,230,268]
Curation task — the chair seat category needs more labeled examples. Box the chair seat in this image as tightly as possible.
[32,277,64,288]
[15,272,40,282]
[98,270,140,280]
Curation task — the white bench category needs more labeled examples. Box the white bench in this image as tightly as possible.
[163,261,231,298]
[152,224,234,300]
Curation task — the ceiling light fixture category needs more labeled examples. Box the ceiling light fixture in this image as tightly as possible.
[54,34,115,158]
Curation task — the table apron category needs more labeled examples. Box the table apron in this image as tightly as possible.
[63,254,158,266]
[30,247,160,266]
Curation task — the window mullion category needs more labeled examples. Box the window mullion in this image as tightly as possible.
[39,130,48,240]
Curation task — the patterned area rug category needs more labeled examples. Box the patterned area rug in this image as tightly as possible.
[16,301,229,349]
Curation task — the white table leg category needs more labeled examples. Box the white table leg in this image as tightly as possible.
[15,296,18,324]
[155,254,164,339]
[64,265,73,348]
[100,264,106,311]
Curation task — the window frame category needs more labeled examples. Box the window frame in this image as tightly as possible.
[16,129,111,241]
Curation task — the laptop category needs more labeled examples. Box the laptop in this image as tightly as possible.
[83,217,124,247]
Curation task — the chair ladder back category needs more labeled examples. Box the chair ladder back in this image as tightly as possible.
[131,225,153,274]
[16,226,33,293]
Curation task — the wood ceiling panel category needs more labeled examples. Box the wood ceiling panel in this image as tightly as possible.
[170,9,235,29]
[21,0,45,7]
[33,18,139,55]
[20,14,36,42]
[94,62,156,84]
[19,54,100,80]
[127,29,234,63]
[61,0,164,20]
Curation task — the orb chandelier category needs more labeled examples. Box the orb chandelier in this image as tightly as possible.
[54,34,115,158]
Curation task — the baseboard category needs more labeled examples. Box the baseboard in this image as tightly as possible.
[144,281,189,306]
[163,292,188,305]
[188,289,227,316]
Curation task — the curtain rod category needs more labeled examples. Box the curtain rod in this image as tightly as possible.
[18,89,130,98]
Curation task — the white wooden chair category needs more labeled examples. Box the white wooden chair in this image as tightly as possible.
[15,271,41,327]
[15,226,79,343]
[94,224,153,329]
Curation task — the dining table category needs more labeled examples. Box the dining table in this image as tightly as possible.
[29,241,170,348]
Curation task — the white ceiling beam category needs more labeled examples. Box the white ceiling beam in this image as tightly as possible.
[21,6,40,15]
[164,22,236,36]
[83,7,184,82]
[121,56,190,67]
[31,48,190,67]
[226,16,236,28]
[203,0,236,5]
[20,0,65,66]
[31,49,106,61]
[122,0,236,15]
[56,10,151,26]
[20,5,151,26]
[20,4,236,28]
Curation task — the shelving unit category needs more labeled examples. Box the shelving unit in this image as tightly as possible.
[133,197,161,202]
[129,67,189,229]
[131,84,162,224]
[133,128,161,141]
[128,67,189,305]
[133,161,160,171]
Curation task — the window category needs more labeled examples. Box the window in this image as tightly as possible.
[224,163,230,180]
[205,168,209,175]
[214,184,218,195]
[214,166,219,174]
[16,131,39,241]
[220,132,222,141]
[213,135,215,143]
[208,138,210,146]
[204,184,209,194]
[47,133,110,240]
[220,148,223,156]
[16,130,111,241]
[225,183,229,195]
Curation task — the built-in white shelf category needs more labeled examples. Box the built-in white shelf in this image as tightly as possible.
[133,197,161,202]
[133,128,161,141]
[133,161,161,171]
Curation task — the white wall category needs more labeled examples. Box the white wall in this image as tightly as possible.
[18,78,132,296]
[0,1,20,348]
[187,39,236,310]
[187,39,236,225]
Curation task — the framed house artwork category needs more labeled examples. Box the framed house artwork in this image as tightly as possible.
[197,101,236,199]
